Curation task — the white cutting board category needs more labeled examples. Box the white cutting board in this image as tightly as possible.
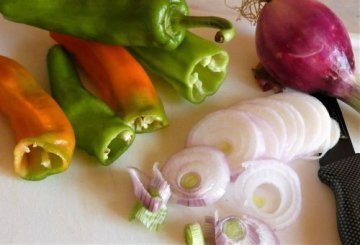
[0,7,359,244]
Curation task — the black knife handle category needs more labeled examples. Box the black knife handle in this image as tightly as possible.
[318,153,360,244]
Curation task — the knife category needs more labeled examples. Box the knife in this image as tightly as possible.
[313,93,360,244]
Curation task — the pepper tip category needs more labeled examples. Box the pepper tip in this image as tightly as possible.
[215,33,225,43]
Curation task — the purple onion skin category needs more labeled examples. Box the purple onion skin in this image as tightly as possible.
[256,0,360,112]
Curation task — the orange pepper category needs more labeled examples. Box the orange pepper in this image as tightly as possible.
[0,55,75,180]
[50,32,168,133]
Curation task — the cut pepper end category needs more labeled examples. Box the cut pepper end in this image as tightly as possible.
[98,127,136,166]
[187,51,229,103]
[124,109,169,134]
[129,115,169,134]
[14,135,74,181]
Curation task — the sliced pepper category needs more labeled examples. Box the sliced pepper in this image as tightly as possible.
[47,45,135,165]
[0,0,235,50]
[129,31,230,104]
[0,55,75,180]
[50,32,168,133]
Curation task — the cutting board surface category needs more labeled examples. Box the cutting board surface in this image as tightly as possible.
[0,8,359,244]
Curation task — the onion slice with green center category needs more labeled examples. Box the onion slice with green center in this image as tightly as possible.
[233,159,302,230]
[161,146,230,206]
[204,212,279,244]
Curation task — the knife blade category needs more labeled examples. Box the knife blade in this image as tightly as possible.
[313,93,360,244]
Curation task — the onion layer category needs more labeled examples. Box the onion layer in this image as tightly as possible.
[161,146,230,206]
[186,109,264,179]
[229,91,340,163]
[233,159,302,230]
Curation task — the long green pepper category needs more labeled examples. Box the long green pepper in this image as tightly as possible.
[129,32,230,103]
[0,0,235,50]
[47,45,135,165]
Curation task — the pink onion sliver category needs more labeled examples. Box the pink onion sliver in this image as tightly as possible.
[177,198,207,207]
[128,168,152,199]
[128,165,170,212]
[151,163,171,204]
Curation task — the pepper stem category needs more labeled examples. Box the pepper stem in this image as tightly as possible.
[175,15,236,43]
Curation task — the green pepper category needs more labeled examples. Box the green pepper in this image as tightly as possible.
[129,31,229,103]
[0,0,235,50]
[47,45,135,165]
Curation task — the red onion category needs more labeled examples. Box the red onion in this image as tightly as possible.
[235,0,360,113]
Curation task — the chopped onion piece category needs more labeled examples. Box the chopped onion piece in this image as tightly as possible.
[204,212,279,244]
[161,146,230,206]
[129,201,168,231]
[128,164,171,212]
[186,110,264,178]
[233,159,302,230]
[150,164,171,204]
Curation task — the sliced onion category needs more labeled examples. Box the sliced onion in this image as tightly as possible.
[233,159,302,230]
[248,98,302,160]
[305,118,341,160]
[245,112,281,160]
[161,146,230,206]
[271,99,307,160]
[271,92,328,157]
[186,110,264,178]
[150,163,172,204]
[204,212,279,245]
[226,92,339,162]
[128,164,171,212]
[230,102,287,157]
